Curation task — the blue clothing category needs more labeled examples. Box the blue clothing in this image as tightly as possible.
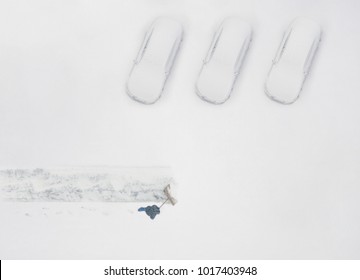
[138,205,160,219]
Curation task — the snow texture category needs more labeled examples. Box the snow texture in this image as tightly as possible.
[0,168,174,202]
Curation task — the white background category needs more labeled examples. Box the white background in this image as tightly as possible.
[0,0,359,259]
[2,260,360,280]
